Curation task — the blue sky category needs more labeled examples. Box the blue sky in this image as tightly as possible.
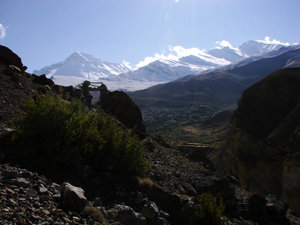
[0,0,299,72]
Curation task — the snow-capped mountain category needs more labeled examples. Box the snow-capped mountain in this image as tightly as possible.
[208,46,243,63]
[118,59,200,82]
[34,38,294,91]
[119,38,291,83]
[33,51,132,80]
[118,54,229,82]
[207,38,289,63]
[239,39,289,57]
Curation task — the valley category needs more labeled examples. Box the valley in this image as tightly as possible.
[140,103,234,148]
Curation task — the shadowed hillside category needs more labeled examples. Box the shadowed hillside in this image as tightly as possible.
[224,67,300,215]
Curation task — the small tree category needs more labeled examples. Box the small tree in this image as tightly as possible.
[80,80,92,109]
[81,80,91,98]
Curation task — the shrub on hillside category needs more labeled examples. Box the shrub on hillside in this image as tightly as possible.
[11,93,149,176]
[192,193,225,225]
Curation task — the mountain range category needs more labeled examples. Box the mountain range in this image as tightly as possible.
[130,45,300,105]
[33,39,291,90]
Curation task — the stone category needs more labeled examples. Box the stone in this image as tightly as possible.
[72,216,81,222]
[7,178,30,187]
[60,182,88,212]
[5,187,16,195]
[38,187,48,194]
[184,184,197,196]
[43,210,50,215]
[141,201,159,219]
[150,184,184,216]
[114,204,147,225]
[149,217,170,225]
[159,210,169,219]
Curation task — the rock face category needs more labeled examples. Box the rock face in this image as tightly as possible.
[100,90,146,132]
[0,45,26,71]
[225,67,300,214]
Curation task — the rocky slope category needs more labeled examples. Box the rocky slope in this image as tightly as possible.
[224,67,300,215]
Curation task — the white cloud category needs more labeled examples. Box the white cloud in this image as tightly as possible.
[135,46,208,69]
[135,52,178,69]
[169,45,207,58]
[0,24,6,39]
[216,40,233,48]
[214,40,243,56]
[258,36,290,46]
[134,44,231,69]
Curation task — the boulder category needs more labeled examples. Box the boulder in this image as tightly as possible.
[141,201,159,219]
[100,90,145,132]
[149,184,184,214]
[60,182,88,212]
[113,204,147,225]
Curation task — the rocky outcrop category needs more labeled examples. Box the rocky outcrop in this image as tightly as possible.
[225,67,300,215]
[100,90,146,132]
[32,74,54,86]
[0,45,26,71]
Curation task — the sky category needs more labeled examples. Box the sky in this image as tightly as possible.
[0,0,299,72]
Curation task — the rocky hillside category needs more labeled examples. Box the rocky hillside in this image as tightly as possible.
[224,67,300,215]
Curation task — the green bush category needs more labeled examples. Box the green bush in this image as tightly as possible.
[193,193,225,225]
[12,93,149,176]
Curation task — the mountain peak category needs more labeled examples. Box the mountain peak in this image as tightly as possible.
[67,51,92,62]
[34,52,131,80]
